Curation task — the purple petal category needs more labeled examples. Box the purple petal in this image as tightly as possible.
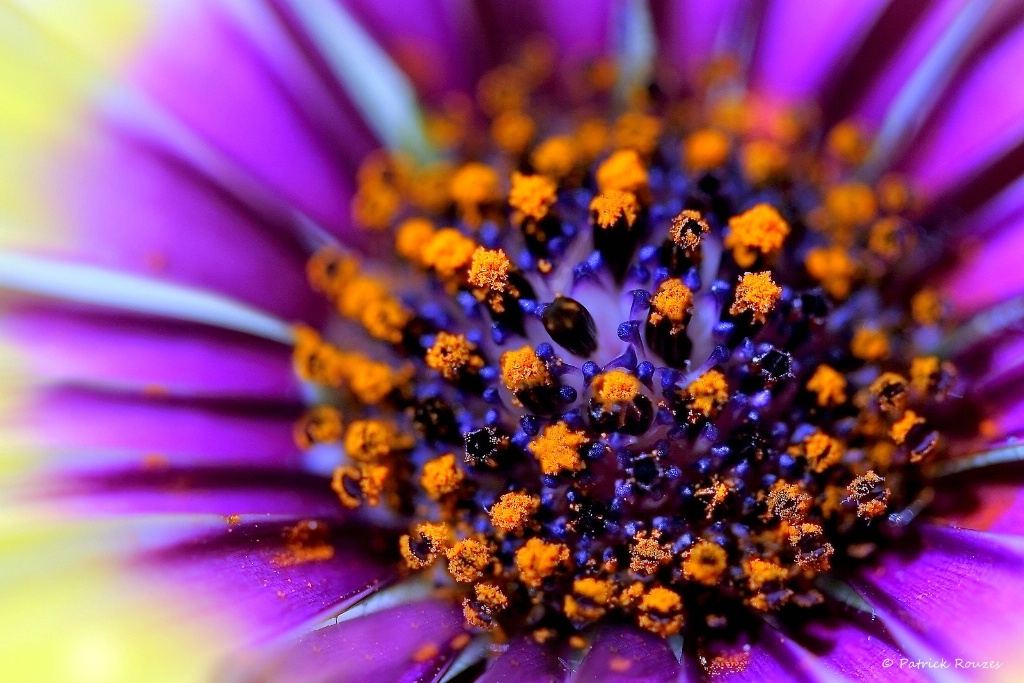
[571,624,679,683]
[900,21,1024,201]
[9,386,300,464]
[658,0,742,79]
[1,302,297,401]
[127,2,370,228]
[230,599,465,682]
[850,523,1024,671]
[478,637,567,683]
[750,1,887,103]
[140,519,396,644]
[943,213,1024,315]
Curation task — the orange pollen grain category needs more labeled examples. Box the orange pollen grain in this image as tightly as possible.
[890,410,925,446]
[420,453,465,500]
[515,538,569,587]
[422,228,478,277]
[446,538,492,583]
[730,271,782,322]
[509,171,558,221]
[685,370,730,417]
[744,557,789,590]
[803,431,844,473]
[806,365,847,407]
[684,127,731,172]
[592,368,642,407]
[596,149,648,194]
[590,190,640,229]
[805,246,857,300]
[613,111,663,156]
[682,540,728,585]
[532,135,578,179]
[489,492,540,533]
[426,332,483,380]
[500,345,550,391]
[629,531,672,575]
[850,326,890,361]
[724,204,790,267]
[467,247,511,292]
[649,279,693,327]
[825,182,877,226]
[527,422,588,475]
[669,209,710,250]
[344,420,402,461]
[395,218,436,264]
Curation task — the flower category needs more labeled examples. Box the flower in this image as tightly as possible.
[4,1,1024,681]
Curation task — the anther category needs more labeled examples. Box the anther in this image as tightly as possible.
[724,204,789,268]
[646,278,694,367]
[542,296,599,357]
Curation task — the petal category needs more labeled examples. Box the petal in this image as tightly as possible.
[1,302,297,401]
[478,637,567,683]
[230,599,466,682]
[139,519,397,645]
[658,0,743,79]
[851,523,1024,671]
[750,0,887,103]
[571,624,679,683]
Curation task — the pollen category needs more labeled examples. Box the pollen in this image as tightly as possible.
[730,271,782,322]
[422,228,477,277]
[344,420,404,461]
[684,128,731,172]
[575,118,610,162]
[805,245,857,299]
[649,279,693,327]
[613,111,663,156]
[528,422,587,475]
[573,577,615,604]
[500,345,550,391]
[332,463,389,508]
[451,162,500,225]
[685,370,730,417]
[426,332,484,380]
[766,481,812,522]
[395,217,436,265]
[509,171,558,221]
[825,182,877,226]
[669,209,710,250]
[351,180,401,231]
[911,288,944,325]
[725,204,790,267]
[294,405,344,449]
[346,356,406,405]
[489,492,539,533]
[681,540,728,585]
[271,520,335,567]
[399,521,452,570]
[446,538,493,583]
[743,557,789,591]
[515,538,570,587]
[589,190,640,231]
[491,110,535,154]
[637,587,684,637]
[592,368,642,407]
[467,247,511,292]
[826,120,868,165]
[890,410,925,446]
[306,247,358,296]
[806,365,847,407]
[420,453,465,500]
[850,326,890,361]
[741,139,788,184]
[910,356,941,393]
[596,149,648,195]
[532,135,578,180]
[803,431,844,473]
[869,372,909,414]
[463,583,510,630]
[629,531,672,575]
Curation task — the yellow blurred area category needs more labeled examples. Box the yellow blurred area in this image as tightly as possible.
[0,0,189,250]
[0,511,230,683]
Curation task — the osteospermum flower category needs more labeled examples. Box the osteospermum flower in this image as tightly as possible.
[6,1,1024,681]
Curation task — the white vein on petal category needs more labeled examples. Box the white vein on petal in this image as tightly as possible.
[614,0,657,107]
[438,635,490,683]
[928,441,1024,477]
[0,251,295,344]
[280,0,434,163]
[862,0,996,179]
[310,576,436,631]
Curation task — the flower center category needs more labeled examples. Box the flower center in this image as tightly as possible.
[291,57,972,646]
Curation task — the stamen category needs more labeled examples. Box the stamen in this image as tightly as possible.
[532,135,578,180]
[590,190,640,229]
[730,271,782,322]
[294,406,344,449]
[527,422,587,475]
[592,369,641,407]
[509,172,558,221]
[422,228,478,278]
[724,205,790,267]
[805,365,847,407]
[682,540,728,585]
[446,539,493,583]
[420,453,465,500]
[684,128,731,172]
[515,538,570,587]
[542,297,599,357]
[489,492,539,533]
[595,149,649,195]
[668,209,710,250]
[451,163,501,226]
[467,247,511,292]
[426,332,485,380]
[850,326,890,362]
